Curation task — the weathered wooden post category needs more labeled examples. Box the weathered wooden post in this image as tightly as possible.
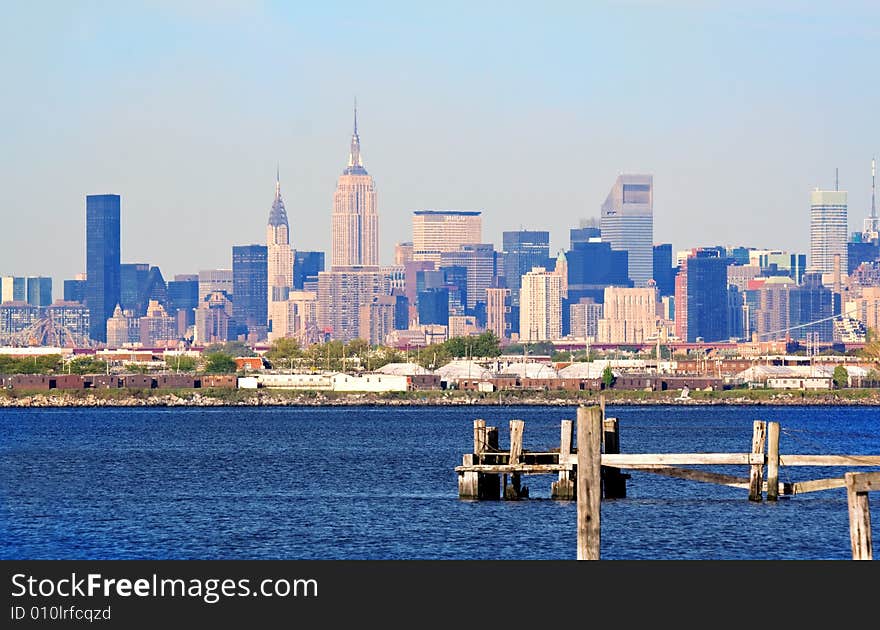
[551,419,575,500]
[766,421,780,501]
[577,405,602,560]
[474,418,486,461]
[504,419,526,499]
[459,419,501,499]
[748,420,767,502]
[602,416,627,499]
[845,471,876,560]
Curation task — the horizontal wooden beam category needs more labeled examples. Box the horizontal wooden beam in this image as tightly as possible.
[626,465,751,488]
[791,477,847,495]
[455,464,570,474]
[574,453,760,466]
[780,455,880,467]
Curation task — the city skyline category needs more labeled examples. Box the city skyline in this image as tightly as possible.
[2,2,879,289]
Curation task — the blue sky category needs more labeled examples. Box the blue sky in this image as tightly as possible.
[1,1,878,287]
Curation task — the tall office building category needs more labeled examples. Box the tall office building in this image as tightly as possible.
[120,263,150,313]
[674,248,731,342]
[1,277,26,303]
[198,269,233,303]
[63,276,87,304]
[600,174,654,287]
[167,275,199,336]
[25,277,52,307]
[810,189,848,275]
[652,244,676,297]
[412,211,482,264]
[232,244,268,340]
[331,106,379,268]
[85,194,121,343]
[293,251,325,291]
[267,169,294,309]
[519,267,562,342]
[438,243,496,312]
[501,230,551,304]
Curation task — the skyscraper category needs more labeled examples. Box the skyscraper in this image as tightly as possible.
[652,244,676,297]
[412,211,482,264]
[600,174,654,287]
[501,230,551,304]
[331,105,379,268]
[85,194,121,343]
[1,277,26,303]
[810,189,847,275]
[293,251,325,291]
[519,267,562,342]
[267,168,294,309]
[232,244,268,340]
[316,266,387,342]
[674,248,731,342]
[25,277,52,307]
[198,269,233,303]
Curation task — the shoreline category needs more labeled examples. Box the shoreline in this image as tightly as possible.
[4,388,880,407]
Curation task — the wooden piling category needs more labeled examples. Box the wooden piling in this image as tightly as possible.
[748,420,767,502]
[766,421,780,502]
[577,405,602,560]
[602,417,627,499]
[459,454,479,498]
[845,472,875,560]
[551,419,575,500]
[474,419,486,460]
[504,419,526,499]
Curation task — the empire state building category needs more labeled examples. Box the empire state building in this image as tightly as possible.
[331,105,379,268]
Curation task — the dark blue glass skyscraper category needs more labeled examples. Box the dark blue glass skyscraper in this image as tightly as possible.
[232,244,268,338]
[86,194,121,342]
[502,230,551,305]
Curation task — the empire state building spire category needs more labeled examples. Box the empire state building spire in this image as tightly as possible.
[345,99,366,175]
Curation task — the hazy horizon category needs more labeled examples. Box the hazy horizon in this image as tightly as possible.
[2,1,879,291]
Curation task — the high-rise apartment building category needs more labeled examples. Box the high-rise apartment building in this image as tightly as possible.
[316,267,387,342]
[331,107,379,268]
[569,298,603,340]
[600,174,654,287]
[195,291,235,345]
[267,170,294,310]
[810,189,848,275]
[519,267,562,342]
[85,194,121,343]
[597,286,659,344]
[412,211,482,264]
[232,244,268,340]
[485,287,512,341]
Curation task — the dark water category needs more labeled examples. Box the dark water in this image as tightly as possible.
[1,404,879,560]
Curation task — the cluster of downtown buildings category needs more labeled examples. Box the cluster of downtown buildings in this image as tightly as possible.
[3,113,880,354]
